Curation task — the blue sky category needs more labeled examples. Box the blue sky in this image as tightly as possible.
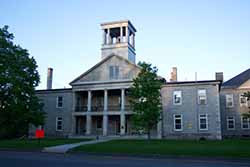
[0,0,249,89]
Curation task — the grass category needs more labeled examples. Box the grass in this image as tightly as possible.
[73,139,250,158]
[0,138,91,150]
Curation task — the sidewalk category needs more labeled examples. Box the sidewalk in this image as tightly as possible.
[42,139,110,154]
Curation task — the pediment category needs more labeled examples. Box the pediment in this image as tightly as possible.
[70,55,140,85]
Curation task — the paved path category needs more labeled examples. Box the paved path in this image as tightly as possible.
[1,151,250,167]
[43,139,110,153]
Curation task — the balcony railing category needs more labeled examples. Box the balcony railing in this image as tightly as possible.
[124,105,132,111]
[75,106,88,112]
[74,105,132,112]
[108,105,121,111]
[91,106,104,112]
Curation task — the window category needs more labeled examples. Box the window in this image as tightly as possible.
[239,94,248,107]
[227,116,235,130]
[174,115,183,131]
[226,94,234,108]
[109,66,119,79]
[173,91,182,105]
[57,96,63,108]
[198,89,207,105]
[56,117,63,131]
[199,114,208,130]
[241,117,250,130]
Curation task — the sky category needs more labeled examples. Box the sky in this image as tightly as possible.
[0,0,249,89]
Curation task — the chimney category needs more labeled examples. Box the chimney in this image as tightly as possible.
[215,72,223,82]
[170,67,177,82]
[47,68,53,89]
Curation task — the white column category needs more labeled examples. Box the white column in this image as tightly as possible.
[102,29,106,45]
[87,90,92,111]
[86,115,92,135]
[103,115,108,136]
[121,89,125,111]
[107,28,111,44]
[103,89,108,136]
[120,26,123,43]
[131,33,135,48]
[86,90,92,135]
[120,89,125,135]
[104,89,108,111]
[126,27,130,43]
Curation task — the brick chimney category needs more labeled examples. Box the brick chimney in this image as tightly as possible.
[47,68,53,89]
[170,67,177,82]
[215,72,223,82]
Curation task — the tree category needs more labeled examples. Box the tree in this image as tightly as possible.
[242,91,250,118]
[129,62,163,140]
[0,26,45,139]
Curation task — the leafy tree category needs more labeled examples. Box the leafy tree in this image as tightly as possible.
[129,62,163,140]
[0,26,45,139]
[242,91,250,118]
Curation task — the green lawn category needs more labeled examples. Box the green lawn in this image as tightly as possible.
[0,138,91,150]
[73,139,250,158]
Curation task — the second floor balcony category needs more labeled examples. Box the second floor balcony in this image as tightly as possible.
[74,105,132,112]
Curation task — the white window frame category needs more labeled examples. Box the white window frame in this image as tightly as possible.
[56,96,63,108]
[199,114,208,130]
[109,66,119,80]
[227,116,235,130]
[198,89,207,105]
[173,91,182,105]
[241,116,250,130]
[56,117,63,131]
[173,114,183,131]
[226,94,234,108]
[239,94,248,107]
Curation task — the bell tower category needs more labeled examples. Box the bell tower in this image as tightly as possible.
[101,20,136,64]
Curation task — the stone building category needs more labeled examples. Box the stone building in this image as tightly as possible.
[161,80,222,140]
[34,20,250,140]
[220,69,250,138]
[35,20,160,137]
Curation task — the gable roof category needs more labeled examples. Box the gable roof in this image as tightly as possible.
[69,54,140,85]
[222,68,250,88]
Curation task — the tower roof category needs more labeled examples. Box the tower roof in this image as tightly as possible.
[101,20,136,32]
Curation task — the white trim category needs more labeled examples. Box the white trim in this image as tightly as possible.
[56,96,63,108]
[173,114,183,131]
[56,117,63,131]
[226,94,234,108]
[173,91,182,105]
[227,116,235,130]
[199,114,208,131]
[241,116,250,130]
[239,94,248,107]
[198,89,207,105]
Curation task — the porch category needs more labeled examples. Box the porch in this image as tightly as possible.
[74,115,134,136]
